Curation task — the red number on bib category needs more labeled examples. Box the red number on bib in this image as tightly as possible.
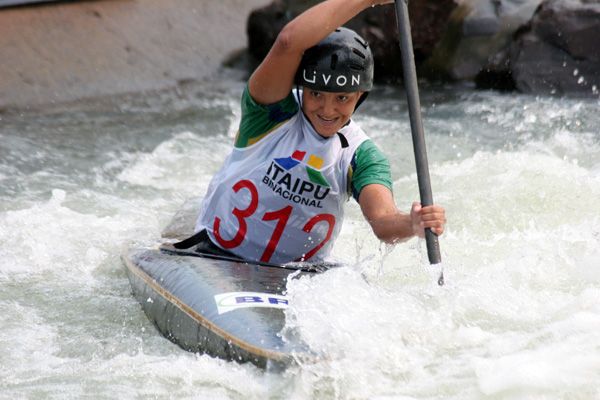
[214,179,335,262]
[260,205,293,263]
[299,214,335,261]
[213,179,258,249]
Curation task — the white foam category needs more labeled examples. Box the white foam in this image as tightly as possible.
[0,188,159,277]
[2,87,600,399]
[116,131,228,193]
[475,341,600,395]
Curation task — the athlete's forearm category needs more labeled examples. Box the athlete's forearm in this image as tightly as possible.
[359,184,417,244]
[280,0,384,54]
[368,212,416,244]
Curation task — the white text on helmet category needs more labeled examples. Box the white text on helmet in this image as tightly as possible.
[302,69,361,87]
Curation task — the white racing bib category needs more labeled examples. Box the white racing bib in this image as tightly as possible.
[196,112,367,264]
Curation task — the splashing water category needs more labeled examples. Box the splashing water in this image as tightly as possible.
[1,81,599,399]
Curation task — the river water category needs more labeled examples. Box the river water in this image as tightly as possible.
[1,75,599,399]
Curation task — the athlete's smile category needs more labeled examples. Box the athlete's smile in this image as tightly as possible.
[317,114,339,124]
[302,89,363,137]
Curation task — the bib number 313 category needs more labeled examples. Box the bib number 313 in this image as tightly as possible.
[213,179,334,263]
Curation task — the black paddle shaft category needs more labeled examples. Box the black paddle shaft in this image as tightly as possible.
[394,0,442,266]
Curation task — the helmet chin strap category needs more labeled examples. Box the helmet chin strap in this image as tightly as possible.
[354,92,369,111]
[296,85,322,136]
[295,85,302,107]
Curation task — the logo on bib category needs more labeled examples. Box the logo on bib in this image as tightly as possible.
[262,150,331,208]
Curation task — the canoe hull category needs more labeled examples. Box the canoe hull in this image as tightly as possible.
[122,247,314,369]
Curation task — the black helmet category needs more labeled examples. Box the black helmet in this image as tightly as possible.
[295,27,374,93]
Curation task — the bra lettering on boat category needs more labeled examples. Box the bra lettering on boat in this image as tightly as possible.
[214,292,289,314]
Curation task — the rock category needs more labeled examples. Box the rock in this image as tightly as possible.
[246,0,289,65]
[426,0,542,80]
[246,0,457,84]
[474,47,517,91]
[506,0,600,95]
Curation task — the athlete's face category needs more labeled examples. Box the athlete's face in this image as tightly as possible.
[302,90,363,138]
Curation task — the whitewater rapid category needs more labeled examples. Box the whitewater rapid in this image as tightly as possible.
[1,81,599,399]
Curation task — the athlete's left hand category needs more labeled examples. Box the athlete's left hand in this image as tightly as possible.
[410,202,446,237]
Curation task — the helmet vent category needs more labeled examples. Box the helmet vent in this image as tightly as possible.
[354,36,369,49]
[349,63,364,71]
[330,54,338,70]
[352,48,366,59]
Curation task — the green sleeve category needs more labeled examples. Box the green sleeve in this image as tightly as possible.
[350,139,392,201]
[235,86,299,148]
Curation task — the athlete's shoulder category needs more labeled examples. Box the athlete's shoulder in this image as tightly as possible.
[236,86,300,148]
[349,138,392,200]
